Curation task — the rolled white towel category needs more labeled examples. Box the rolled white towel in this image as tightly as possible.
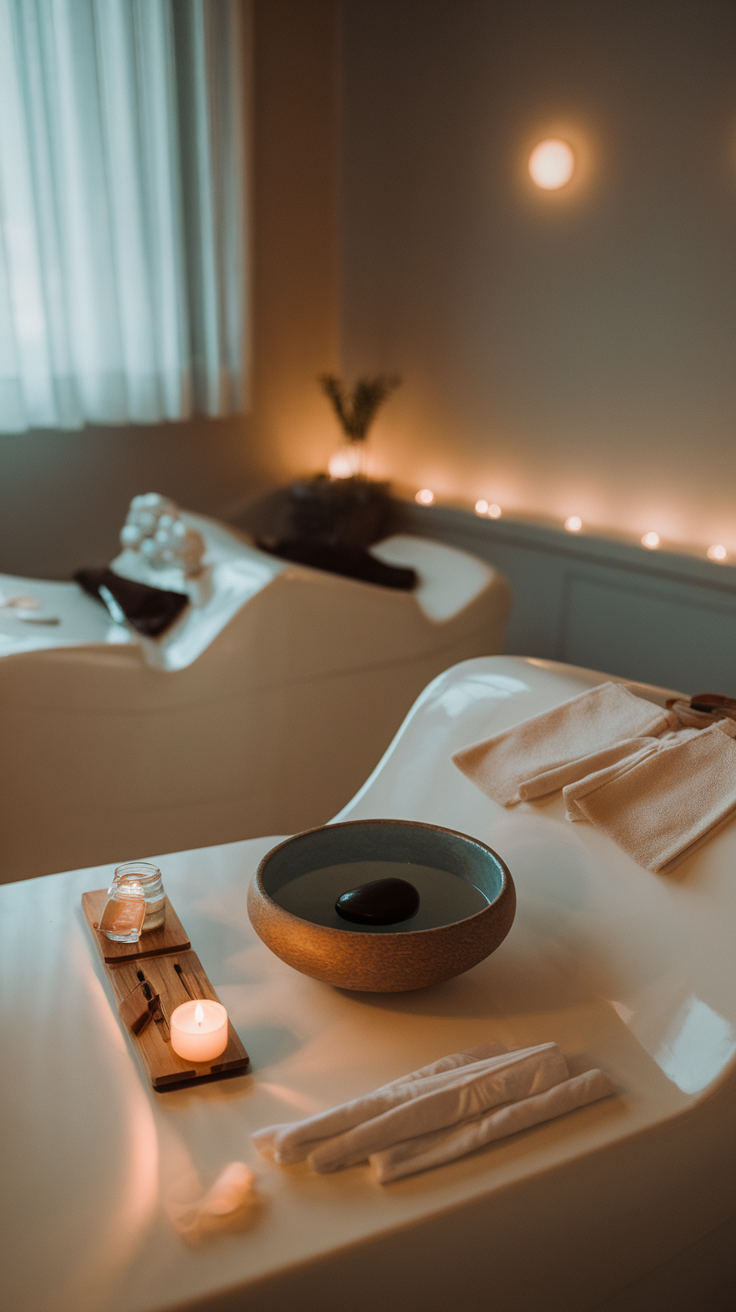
[253,1040,507,1165]
[307,1043,568,1174]
[370,1067,615,1183]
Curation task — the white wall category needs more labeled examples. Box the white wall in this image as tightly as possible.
[340,0,736,558]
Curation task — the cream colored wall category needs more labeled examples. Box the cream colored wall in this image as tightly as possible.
[8,0,734,580]
[0,0,340,580]
[339,0,736,558]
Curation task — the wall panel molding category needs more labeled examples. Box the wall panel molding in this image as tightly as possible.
[397,502,736,695]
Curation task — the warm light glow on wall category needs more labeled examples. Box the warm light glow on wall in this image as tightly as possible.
[328,450,355,479]
[707,544,727,562]
[528,139,575,190]
[415,488,434,505]
[564,515,582,533]
[641,531,660,550]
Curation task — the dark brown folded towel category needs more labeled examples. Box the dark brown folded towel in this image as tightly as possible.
[257,539,417,590]
[75,568,189,637]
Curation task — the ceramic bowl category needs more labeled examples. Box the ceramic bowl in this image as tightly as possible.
[247,818,516,992]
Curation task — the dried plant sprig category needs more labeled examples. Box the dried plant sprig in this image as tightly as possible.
[319,374,401,441]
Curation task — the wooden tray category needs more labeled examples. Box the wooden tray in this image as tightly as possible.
[83,888,250,1091]
[82,890,190,963]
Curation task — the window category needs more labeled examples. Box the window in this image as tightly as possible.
[0,0,248,432]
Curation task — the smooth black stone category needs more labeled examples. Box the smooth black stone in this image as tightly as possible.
[335,877,420,926]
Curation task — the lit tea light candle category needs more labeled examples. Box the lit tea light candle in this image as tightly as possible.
[565,515,582,533]
[170,1000,229,1063]
[415,488,434,505]
[487,503,502,518]
[641,531,660,550]
[707,544,727,562]
[328,450,355,479]
[475,498,489,515]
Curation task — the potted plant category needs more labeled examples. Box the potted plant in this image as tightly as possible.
[256,374,416,589]
[288,374,401,547]
[320,374,400,480]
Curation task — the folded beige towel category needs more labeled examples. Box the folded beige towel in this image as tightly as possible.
[452,682,736,872]
[252,1040,507,1165]
[565,720,736,871]
[307,1043,567,1173]
[370,1067,614,1183]
[453,682,675,806]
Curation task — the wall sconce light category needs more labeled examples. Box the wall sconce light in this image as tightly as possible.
[415,488,434,505]
[641,531,660,550]
[529,139,575,190]
[564,515,582,533]
[707,545,727,562]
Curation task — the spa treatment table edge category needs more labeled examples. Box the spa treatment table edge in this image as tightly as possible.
[2,656,735,1312]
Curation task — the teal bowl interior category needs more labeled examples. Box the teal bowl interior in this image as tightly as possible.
[260,819,508,932]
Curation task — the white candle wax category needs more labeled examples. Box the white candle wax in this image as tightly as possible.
[170,1000,229,1063]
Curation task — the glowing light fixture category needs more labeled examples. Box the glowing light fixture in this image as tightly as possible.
[528,139,575,190]
[328,450,355,479]
[565,515,582,533]
[416,488,434,506]
[707,544,727,562]
[475,499,502,518]
[641,531,660,550]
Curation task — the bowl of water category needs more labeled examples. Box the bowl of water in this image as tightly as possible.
[247,819,516,992]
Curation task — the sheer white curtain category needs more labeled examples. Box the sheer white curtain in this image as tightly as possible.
[0,0,248,432]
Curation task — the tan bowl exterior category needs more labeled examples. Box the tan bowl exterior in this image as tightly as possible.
[247,820,516,992]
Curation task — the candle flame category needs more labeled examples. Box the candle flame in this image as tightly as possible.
[195,1002,204,1026]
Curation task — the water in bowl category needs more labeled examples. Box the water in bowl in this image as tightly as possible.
[273,860,489,933]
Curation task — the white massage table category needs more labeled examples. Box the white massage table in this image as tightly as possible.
[1,656,734,1311]
[0,518,509,882]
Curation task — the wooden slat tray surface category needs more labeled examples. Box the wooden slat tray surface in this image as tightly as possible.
[83,888,249,1091]
[82,889,190,963]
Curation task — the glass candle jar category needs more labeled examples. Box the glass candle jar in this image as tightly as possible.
[111,861,166,932]
[99,885,146,944]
